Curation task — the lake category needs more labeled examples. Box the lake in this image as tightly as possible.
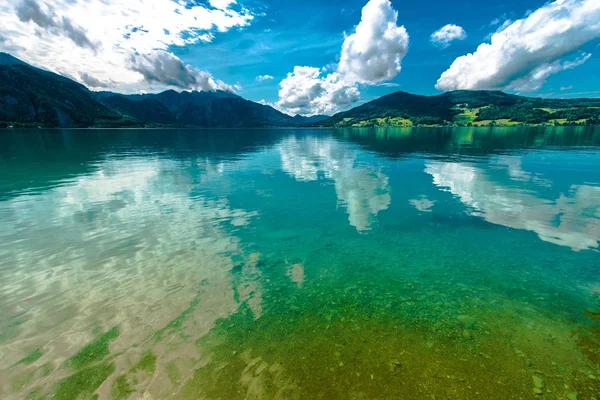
[1,126,599,399]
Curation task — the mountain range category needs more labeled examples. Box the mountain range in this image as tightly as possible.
[0,53,327,128]
[1,52,599,128]
[320,90,600,127]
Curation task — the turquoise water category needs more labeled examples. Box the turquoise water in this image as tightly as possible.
[1,127,599,399]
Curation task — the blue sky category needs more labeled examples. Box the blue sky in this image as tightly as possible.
[1,0,599,115]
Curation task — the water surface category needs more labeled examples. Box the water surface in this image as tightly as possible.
[1,127,599,399]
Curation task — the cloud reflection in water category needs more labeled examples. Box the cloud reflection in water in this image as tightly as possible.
[426,157,600,251]
[279,136,391,232]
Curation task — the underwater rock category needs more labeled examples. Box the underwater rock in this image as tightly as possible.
[532,375,545,395]
[566,392,578,400]
[388,360,402,373]
[457,315,477,328]
[526,359,534,367]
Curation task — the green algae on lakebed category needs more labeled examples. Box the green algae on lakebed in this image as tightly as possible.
[17,349,43,365]
[52,362,116,400]
[130,350,157,375]
[174,253,600,399]
[68,327,119,370]
[110,374,133,400]
[1,127,599,399]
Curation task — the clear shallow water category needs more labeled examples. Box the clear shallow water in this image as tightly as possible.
[0,127,599,399]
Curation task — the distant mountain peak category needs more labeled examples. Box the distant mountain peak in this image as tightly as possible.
[291,114,331,124]
[0,52,28,66]
[317,88,600,127]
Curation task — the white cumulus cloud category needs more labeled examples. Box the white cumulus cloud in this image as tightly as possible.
[337,0,409,84]
[0,0,255,93]
[209,0,238,10]
[130,51,234,92]
[16,0,99,52]
[509,52,591,92]
[255,74,274,82]
[436,0,600,92]
[430,24,467,48]
[277,67,360,115]
[277,0,409,116]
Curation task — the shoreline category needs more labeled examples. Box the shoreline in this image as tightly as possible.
[2,123,600,130]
